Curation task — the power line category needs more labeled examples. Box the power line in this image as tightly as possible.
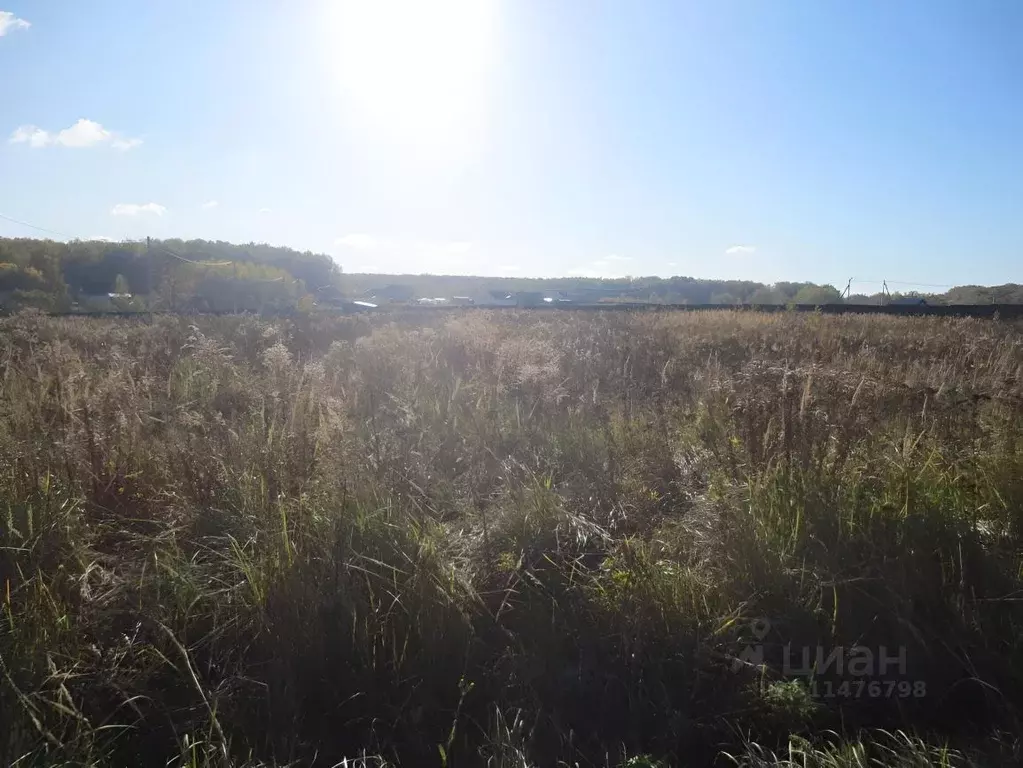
[852,279,956,289]
[152,244,232,267]
[0,219,234,269]
[0,218,234,270]
[153,243,294,282]
[886,281,956,288]
[0,211,74,240]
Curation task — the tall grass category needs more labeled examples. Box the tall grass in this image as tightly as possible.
[1,308,1021,766]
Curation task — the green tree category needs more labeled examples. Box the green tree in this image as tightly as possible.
[793,284,842,305]
[749,286,786,304]
[845,293,878,305]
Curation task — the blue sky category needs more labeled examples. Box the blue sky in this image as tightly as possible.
[1,1,1021,289]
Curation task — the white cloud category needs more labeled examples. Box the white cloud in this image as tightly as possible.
[9,125,49,147]
[568,254,634,278]
[258,207,272,214]
[89,235,115,242]
[725,245,756,255]
[201,200,219,210]
[335,233,379,250]
[0,11,30,36]
[9,118,142,150]
[56,119,111,147]
[498,264,521,272]
[111,203,167,217]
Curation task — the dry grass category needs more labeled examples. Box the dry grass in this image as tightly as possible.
[1,308,1022,766]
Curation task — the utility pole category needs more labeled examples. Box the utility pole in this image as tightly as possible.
[146,236,152,310]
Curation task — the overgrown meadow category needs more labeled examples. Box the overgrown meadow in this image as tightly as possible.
[2,308,1022,767]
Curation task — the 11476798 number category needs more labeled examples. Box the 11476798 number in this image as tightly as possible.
[810,680,926,698]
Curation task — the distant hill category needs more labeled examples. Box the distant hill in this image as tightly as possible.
[344,273,1023,307]
[342,273,844,306]
[0,236,1017,311]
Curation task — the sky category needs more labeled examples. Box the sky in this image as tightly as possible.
[1,1,1021,290]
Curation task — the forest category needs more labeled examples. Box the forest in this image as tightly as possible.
[1,236,1020,312]
[0,237,340,312]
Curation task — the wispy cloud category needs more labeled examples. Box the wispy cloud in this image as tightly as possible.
[201,200,219,210]
[498,264,521,272]
[110,136,143,150]
[111,203,166,217]
[568,254,634,278]
[0,11,30,36]
[258,207,272,214]
[9,118,142,150]
[725,244,756,255]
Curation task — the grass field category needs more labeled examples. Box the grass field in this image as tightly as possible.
[2,308,1022,767]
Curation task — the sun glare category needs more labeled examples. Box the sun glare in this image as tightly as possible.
[327,0,500,143]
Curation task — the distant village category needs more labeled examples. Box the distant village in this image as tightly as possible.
[64,283,932,313]
[335,286,605,308]
[329,283,931,311]
[344,284,666,309]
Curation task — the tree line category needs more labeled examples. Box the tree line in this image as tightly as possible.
[0,236,1018,311]
[0,237,342,312]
